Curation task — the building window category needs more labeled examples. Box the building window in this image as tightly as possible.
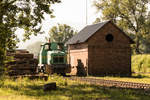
[105,34,114,42]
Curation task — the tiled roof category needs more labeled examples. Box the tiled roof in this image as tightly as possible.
[66,21,134,45]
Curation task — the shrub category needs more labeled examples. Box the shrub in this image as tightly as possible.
[132,54,150,73]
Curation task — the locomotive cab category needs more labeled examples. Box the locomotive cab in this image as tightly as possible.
[38,42,71,75]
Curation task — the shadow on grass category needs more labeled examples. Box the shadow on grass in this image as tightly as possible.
[131,74,150,78]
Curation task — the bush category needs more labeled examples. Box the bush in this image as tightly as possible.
[132,54,150,73]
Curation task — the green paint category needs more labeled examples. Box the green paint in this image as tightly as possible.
[51,53,67,64]
[38,42,67,65]
[41,45,48,64]
[50,42,57,50]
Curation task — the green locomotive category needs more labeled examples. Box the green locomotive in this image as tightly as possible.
[38,42,71,75]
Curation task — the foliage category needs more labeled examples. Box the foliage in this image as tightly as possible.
[0,0,61,75]
[93,0,150,54]
[132,54,150,73]
[0,76,150,100]
[49,24,77,43]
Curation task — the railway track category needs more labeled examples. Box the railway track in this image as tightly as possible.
[68,77,150,90]
[11,74,150,91]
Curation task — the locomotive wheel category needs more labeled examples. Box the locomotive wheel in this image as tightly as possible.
[45,65,53,75]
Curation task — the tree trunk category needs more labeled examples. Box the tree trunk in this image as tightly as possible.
[135,36,141,54]
[0,16,6,75]
[0,47,5,76]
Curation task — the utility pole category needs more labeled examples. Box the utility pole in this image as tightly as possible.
[86,0,89,76]
[86,0,88,25]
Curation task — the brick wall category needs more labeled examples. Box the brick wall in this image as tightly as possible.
[88,22,131,76]
[68,43,88,75]
[68,22,132,76]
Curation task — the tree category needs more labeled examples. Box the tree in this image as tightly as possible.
[93,0,150,54]
[0,0,61,75]
[49,24,77,43]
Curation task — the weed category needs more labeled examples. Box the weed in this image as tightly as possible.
[0,75,149,100]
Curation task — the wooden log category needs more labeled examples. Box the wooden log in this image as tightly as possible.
[29,59,38,64]
[14,53,33,58]
[16,50,29,53]
[8,69,37,75]
[8,63,35,68]
[43,82,57,91]
[6,50,38,76]
[8,67,36,70]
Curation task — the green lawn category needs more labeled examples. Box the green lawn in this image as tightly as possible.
[1,54,150,100]
[0,75,149,100]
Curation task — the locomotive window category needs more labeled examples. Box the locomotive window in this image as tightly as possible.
[53,57,59,63]
[105,34,114,42]
[59,57,64,63]
[53,56,64,63]
[57,44,63,51]
[45,45,49,50]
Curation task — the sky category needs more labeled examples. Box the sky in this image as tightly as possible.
[16,0,101,49]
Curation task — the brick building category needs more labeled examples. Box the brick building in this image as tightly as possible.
[66,21,134,76]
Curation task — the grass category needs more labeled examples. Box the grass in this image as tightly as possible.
[132,54,150,73]
[1,54,150,100]
[0,75,149,100]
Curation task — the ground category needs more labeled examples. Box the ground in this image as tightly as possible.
[0,75,150,100]
[88,74,150,84]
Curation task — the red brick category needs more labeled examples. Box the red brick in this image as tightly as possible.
[68,22,132,76]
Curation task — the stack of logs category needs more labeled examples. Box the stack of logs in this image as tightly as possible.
[6,50,38,76]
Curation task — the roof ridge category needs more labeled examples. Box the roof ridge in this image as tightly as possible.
[66,20,111,45]
[86,20,110,27]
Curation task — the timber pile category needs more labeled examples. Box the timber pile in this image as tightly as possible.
[6,50,38,76]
